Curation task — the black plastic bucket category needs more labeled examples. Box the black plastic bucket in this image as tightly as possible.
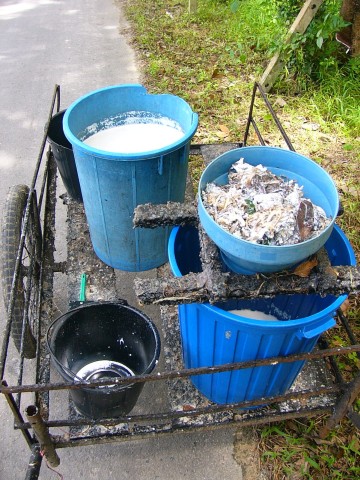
[46,301,161,419]
[47,110,82,202]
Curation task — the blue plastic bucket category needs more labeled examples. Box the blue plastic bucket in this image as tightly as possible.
[63,84,198,271]
[168,224,355,405]
[198,146,339,273]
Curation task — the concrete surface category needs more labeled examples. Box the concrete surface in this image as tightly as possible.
[0,1,245,479]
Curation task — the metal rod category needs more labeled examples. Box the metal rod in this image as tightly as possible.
[29,85,60,193]
[24,445,43,480]
[243,82,295,150]
[257,82,295,151]
[25,405,60,468]
[243,82,257,146]
[16,192,42,405]
[249,119,266,145]
[337,309,360,355]
[1,380,33,447]
[318,336,345,385]
[53,407,332,450]
[37,150,50,215]
[15,383,341,431]
[2,345,358,395]
[35,151,57,419]
[319,369,360,438]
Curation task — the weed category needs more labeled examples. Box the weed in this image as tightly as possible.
[260,418,360,479]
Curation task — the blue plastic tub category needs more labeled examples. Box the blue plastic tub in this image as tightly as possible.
[198,146,339,273]
[168,224,355,405]
[63,84,198,271]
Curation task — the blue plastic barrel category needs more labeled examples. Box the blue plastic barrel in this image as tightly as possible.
[198,147,339,273]
[63,84,198,271]
[168,224,355,405]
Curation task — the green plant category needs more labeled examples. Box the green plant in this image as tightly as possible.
[271,0,350,83]
[260,418,360,479]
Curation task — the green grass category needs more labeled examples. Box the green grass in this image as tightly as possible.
[260,418,360,479]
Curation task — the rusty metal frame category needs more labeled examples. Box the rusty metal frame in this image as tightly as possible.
[0,83,359,479]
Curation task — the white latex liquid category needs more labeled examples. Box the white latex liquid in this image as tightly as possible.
[83,123,184,153]
[229,309,279,321]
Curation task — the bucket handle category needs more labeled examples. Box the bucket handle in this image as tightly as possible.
[297,317,336,340]
[45,332,89,384]
[45,317,89,383]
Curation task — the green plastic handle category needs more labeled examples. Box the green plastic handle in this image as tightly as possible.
[79,273,87,302]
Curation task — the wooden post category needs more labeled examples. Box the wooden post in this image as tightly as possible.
[189,0,198,14]
[260,0,324,92]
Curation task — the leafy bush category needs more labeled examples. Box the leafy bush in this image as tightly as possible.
[270,0,350,83]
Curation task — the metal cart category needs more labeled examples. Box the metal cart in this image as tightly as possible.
[0,83,359,479]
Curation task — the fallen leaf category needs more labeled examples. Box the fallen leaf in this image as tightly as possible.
[218,124,230,136]
[212,68,225,79]
[293,257,318,277]
[340,298,350,314]
[182,404,195,411]
[297,199,314,241]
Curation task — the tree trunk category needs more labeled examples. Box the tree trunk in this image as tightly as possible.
[339,0,360,55]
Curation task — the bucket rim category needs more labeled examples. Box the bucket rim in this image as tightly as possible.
[198,146,339,252]
[46,300,161,386]
[47,109,73,151]
[50,108,66,119]
[168,224,355,329]
[63,83,199,160]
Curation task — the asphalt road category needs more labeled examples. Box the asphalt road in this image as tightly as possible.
[0,1,243,479]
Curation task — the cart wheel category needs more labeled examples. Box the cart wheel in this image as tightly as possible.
[1,185,42,359]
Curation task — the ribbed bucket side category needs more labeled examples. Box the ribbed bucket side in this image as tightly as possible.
[63,85,198,271]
